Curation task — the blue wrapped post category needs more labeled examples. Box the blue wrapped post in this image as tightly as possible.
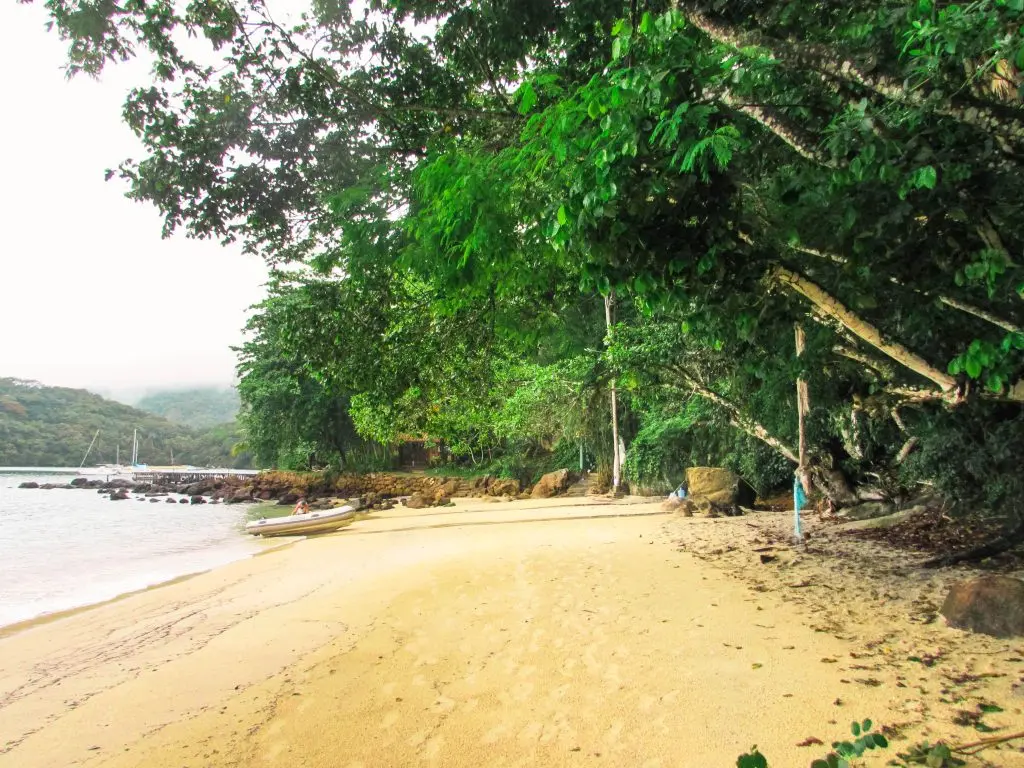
[793,473,807,539]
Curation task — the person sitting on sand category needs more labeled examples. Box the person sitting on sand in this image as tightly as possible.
[293,498,310,515]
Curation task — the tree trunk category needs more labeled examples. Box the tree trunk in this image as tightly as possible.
[605,291,621,490]
[795,324,811,495]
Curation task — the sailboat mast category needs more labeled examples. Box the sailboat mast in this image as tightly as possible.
[79,430,99,468]
[132,429,138,465]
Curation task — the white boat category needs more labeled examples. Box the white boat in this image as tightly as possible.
[77,429,146,477]
[245,505,357,537]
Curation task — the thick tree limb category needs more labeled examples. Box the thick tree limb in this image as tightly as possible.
[680,4,1024,151]
[710,89,833,166]
[786,242,1022,333]
[772,266,961,394]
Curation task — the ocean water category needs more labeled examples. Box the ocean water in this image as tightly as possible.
[0,471,264,628]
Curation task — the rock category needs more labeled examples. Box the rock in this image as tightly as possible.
[225,492,252,504]
[685,467,739,505]
[178,498,189,504]
[487,478,520,497]
[403,492,432,509]
[150,498,161,503]
[277,491,300,506]
[70,478,89,487]
[839,501,896,521]
[530,469,574,499]
[109,490,129,501]
[190,495,206,505]
[941,575,1024,638]
[165,498,178,504]
[18,481,39,489]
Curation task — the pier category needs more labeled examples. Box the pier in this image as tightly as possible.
[131,468,259,486]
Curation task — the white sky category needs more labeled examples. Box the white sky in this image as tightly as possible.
[0,3,268,400]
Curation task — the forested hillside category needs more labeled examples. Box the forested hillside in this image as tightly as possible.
[135,388,240,429]
[0,378,251,468]
[40,1,1024,548]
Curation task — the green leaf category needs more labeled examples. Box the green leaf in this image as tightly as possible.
[639,11,652,34]
[918,165,938,189]
[873,734,888,749]
[517,82,537,115]
[979,704,1003,713]
[862,719,872,733]
[851,722,861,737]
[965,357,982,378]
[557,205,568,226]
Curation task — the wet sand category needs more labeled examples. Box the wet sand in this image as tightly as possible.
[1,496,1021,767]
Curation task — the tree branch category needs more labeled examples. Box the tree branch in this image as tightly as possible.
[679,4,1024,152]
[673,368,799,463]
[709,89,833,167]
[771,266,961,395]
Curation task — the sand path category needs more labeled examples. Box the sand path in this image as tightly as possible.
[0,497,1005,767]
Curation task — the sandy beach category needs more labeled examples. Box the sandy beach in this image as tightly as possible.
[2,496,1023,768]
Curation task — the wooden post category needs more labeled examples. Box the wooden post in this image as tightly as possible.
[604,290,620,491]
[795,323,810,538]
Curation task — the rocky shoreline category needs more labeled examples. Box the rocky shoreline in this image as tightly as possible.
[16,469,581,510]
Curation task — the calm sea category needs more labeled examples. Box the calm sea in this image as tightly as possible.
[0,471,264,628]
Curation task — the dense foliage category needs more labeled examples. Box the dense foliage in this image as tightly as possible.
[135,387,240,429]
[0,378,251,468]
[35,0,1024,527]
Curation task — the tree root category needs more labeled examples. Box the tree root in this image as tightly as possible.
[955,730,1024,756]
[923,519,1024,568]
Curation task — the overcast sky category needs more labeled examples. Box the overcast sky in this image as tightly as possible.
[0,4,268,401]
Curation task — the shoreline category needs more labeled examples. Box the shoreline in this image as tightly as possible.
[0,535,300,640]
[2,497,1022,767]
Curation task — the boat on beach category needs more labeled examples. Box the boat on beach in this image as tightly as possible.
[245,505,357,537]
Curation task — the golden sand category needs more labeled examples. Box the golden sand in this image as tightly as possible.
[1,496,1022,768]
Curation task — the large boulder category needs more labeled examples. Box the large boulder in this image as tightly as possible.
[69,478,89,487]
[488,478,520,497]
[276,490,300,506]
[109,489,129,501]
[685,467,739,505]
[189,495,207,505]
[941,575,1024,638]
[531,469,574,499]
[18,481,39,489]
[403,492,432,509]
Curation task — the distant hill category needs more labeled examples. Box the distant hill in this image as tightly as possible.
[0,378,252,468]
[135,387,240,429]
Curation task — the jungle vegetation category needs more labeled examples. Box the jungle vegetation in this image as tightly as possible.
[33,0,1024,538]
